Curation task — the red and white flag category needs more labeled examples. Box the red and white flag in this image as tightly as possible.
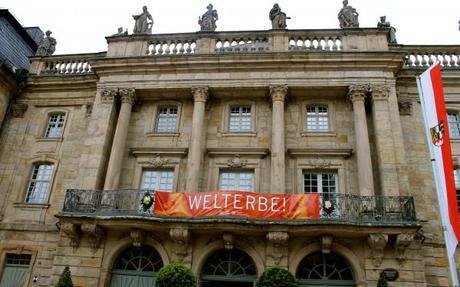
[418,63,460,259]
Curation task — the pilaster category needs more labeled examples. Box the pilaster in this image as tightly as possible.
[270,85,287,194]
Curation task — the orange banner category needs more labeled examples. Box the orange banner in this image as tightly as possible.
[153,191,320,220]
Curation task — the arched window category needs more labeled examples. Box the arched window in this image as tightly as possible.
[201,249,257,287]
[296,251,355,286]
[110,245,163,287]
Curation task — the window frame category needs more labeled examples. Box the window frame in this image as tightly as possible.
[305,105,330,133]
[43,113,66,138]
[38,110,69,141]
[221,100,257,136]
[299,101,336,137]
[448,111,460,139]
[302,171,339,194]
[228,105,253,133]
[218,170,255,192]
[24,163,55,204]
[141,169,175,192]
[154,106,179,134]
[0,248,38,287]
[145,101,183,137]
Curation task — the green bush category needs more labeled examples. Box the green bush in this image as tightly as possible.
[155,263,197,287]
[257,267,298,287]
[55,266,74,287]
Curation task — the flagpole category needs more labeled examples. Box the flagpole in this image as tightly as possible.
[417,74,460,287]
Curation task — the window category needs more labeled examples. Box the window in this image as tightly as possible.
[229,106,252,132]
[303,172,337,194]
[448,112,460,138]
[44,113,65,138]
[455,168,460,213]
[0,254,31,287]
[25,164,54,203]
[306,106,329,132]
[219,171,254,192]
[141,170,174,191]
[155,107,178,133]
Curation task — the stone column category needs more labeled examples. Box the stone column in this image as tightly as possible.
[103,88,136,190]
[371,85,400,196]
[348,85,374,196]
[270,85,287,194]
[185,87,209,192]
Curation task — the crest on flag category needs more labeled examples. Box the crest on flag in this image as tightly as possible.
[430,121,445,146]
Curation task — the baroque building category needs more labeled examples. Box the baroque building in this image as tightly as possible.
[0,6,460,287]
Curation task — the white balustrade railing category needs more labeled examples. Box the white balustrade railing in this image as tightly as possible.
[289,36,342,51]
[405,53,460,68]
[42,58,93,75]
[215,37,269,53]
[147,40,196,56]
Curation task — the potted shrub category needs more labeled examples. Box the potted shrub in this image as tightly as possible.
[55,266,74,287]
[257,267,298,287]
[155,262,197,287]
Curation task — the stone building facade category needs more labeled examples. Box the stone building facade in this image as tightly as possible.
[0,22,459,287]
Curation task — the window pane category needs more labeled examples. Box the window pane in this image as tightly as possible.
[448,113,460,138]
[306,106,329,132]
[303,172,337,194]
[142,170,174,191]
[156,107,178,133]
[219,171,254,192]
[5,254,31,266]
[44,113,65,137]
[229,106,252,132]
[25,164,54,203]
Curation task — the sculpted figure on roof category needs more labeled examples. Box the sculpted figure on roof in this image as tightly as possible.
[199,4,218,32]
[338,0,359,28]
[133,6,153,34]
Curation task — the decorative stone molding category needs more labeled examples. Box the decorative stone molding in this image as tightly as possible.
[226,154,248,168]
[101,89,118,104]
[368,233,388,267]
[81,223,104,249]
[347,84,371,102]
[395,233,415,263]
[398,101,413,116]
[306,158,333,169]
[130,229,145,247]
[223,233,234,250]
[321,235,334,254]
[170,227,190,262]
[10,103,28,118]
[371,85,390,101]
[139,154,171,168]
[269,85,288,102]
[191,86,209,102]
[60,223,80,248]
[266,232,289,267]
[119,88,137,105]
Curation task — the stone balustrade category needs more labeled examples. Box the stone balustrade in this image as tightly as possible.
[29,52,105,75]
[404,46,460,69]
[288,31,343,51]
[214,31,269,53]
[147,36,197,56]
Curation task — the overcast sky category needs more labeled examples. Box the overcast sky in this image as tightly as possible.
[2,0,459,55]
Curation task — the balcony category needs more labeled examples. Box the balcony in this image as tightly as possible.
[59,189,416,226]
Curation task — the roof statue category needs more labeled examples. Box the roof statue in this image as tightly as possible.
[377,16,397,44]
[133,6,153,34]
[338,0,359,28]
[35,30,57,56]
[112,27,128,37]
[269,4,290,30]
[198,4,218,32]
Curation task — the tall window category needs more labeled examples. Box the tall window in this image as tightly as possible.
[155,107,178,133]
[304,172,337,194]
[455,168,460,213]
[142,170,174,191]
[0,254,31,287]
[229,106,252,132]
[448,112,460,139]
[44,113,65,137]
[25,164,54,203]
[219,171,254,192]
[306,106,329,132]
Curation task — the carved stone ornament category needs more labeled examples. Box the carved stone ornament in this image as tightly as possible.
[269,4,289,30]
[368,233,388,267]
[223,233,234,250]
[266,232,289,266]
[141,154,171,168]
[371,85,390,101]
[101,89,118,104]
[198,4,218,32]
[10,103,28,118]
[269,85,288,102]
[170,227,189,262]
[60,223,80,248]
[348,84,371,102]
[81,223,104,249]
[307,158,333,169]
[119,88,137,105]
[321,235,334,254]
[36,30,57,56]
[226,155,248,168]
[191,86,209,102]
[398,101,412,116]
[133,6,153,34]
[338,0,359,29]
[395,233,414,263]
[130,229,145,247]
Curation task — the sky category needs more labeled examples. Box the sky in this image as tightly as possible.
[1,0,459,55]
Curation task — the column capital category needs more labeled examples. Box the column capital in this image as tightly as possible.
[370,85,390,101]
[191,86,209,102]
[101,89,118,104]
[347,84,371,102]
[119,88,137,105]
[269,85,288,102]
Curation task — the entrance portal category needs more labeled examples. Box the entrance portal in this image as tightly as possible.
[201,249,257,287]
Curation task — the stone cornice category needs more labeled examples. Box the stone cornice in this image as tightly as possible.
[130,147,188,157]
[287,148,353,158]
[206,148,270,158]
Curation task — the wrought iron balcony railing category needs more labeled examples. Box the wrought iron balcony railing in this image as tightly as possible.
[61,189,416,225]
